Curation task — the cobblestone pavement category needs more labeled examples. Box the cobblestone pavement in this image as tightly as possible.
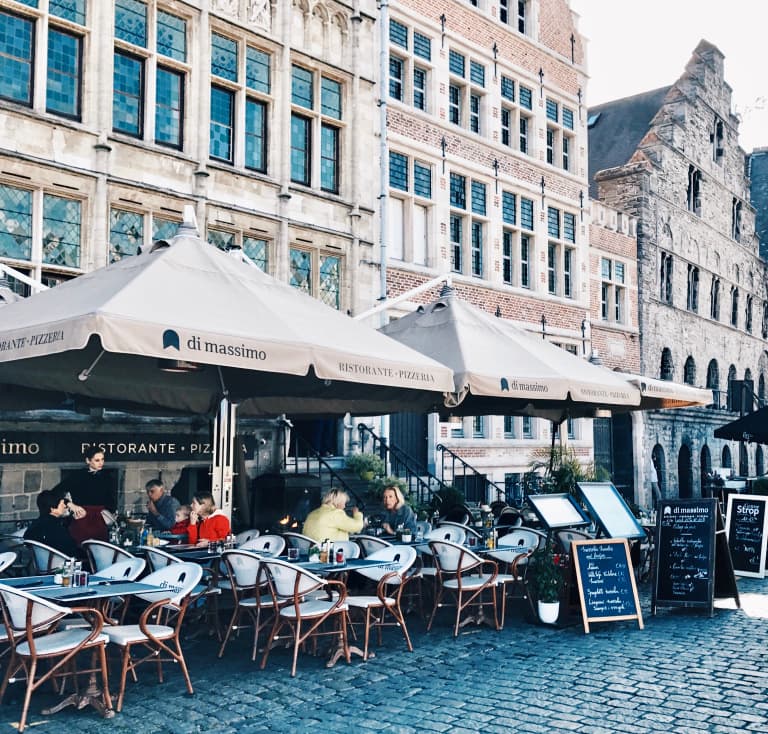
[3,577,768,734]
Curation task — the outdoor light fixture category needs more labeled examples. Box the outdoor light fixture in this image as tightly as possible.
[157,359,201,373]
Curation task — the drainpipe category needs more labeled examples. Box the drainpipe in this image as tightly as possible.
[378,0,390,446]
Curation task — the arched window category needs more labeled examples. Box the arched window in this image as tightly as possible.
[739,443,749,476]
[652,444,666,497]
[722,445,732,469]
[727,364,737,412]
[706,359,720,409]
[731,287,739,327]
[759,373,766,406]
[660,348,674,381]
[684,356,696,385]
[757,446,764,476]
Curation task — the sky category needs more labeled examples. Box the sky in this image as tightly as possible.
[569,0,767,152]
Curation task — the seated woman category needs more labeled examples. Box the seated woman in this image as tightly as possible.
[187,491,231,546]
[380,485,417,536]
[302,488,364,542]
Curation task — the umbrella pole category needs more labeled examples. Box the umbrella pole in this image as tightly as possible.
[549,420,557,475]
[212,397,237,521]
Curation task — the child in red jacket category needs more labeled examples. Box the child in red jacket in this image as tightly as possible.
[187,491,231,546]
[169,504,191,538]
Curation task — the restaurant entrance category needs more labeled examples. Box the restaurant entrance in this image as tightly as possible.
[390,413,429,470]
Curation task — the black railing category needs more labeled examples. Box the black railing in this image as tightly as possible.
[357,423,450,509]
[280,421,364,509]
[436,443,506,505]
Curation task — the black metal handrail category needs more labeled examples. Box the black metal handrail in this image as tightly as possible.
[357,423,450,508]
[436,443,506,505]
[279,420,364,509]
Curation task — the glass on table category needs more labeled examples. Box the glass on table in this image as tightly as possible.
[287,547,299,561]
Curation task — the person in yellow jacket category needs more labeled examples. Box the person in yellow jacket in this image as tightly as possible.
[302,488,364,542]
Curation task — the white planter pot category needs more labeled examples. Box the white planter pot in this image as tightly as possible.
[537,600,560,625]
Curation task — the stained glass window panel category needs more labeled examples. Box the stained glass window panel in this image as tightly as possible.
[208,229,235,251]
[319,255,340,309]
[115,0,147,47]
[290,114,310,185]
[46,29,81,118]
[246,47,270,94]
[209,85,234,162]
[289,248,312,294]
[155,67,183,148]
[113,52,144,136]
[50,0,86,25]
[321,77,342,119]
[157,10,186,62]
[211,33,237,81]
[0,12,33,105]
[109,208,143,262]
[245,98,266,172]
[243,237,268,271]
[42,194,81,268]
[0,185,32,260]
[291,65,313,109]
[152,217,178,241]
[320,124,339,193]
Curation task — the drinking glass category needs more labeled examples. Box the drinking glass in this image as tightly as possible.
[288,547,299,561]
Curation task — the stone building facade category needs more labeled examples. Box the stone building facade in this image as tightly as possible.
[0,0,380,523]
[589,41,768,506]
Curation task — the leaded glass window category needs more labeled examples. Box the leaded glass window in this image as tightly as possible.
[450,173,466,208]
[157,10,186,62]
[291,65,313,108]
[389,19,407,48]
[245,98,266,172]
[50,0,85,24]
[209,85,234,162]
[520,198,533,230]
[389,152,408,191]
[562,107,574,130]
[547,207,560,238]
[413,162,431,198]
[389,56,403,101]
[113,52,144,136]
[208,228,235,251]
[109,208,143,262]
[0,12,33,105]
[450,215,463,273]
[155,67,182,148]
[319,255,340,309]
[501,76,515,101]
[211,33,237,81]
[289,248,312,294]
[413,67,426,110]
[471,221,482,276]
[47,28,81,118]
[563,212,576,243]
[42,194,81,268]
[0,185,32,260]
[243,236,267,271]
[502,230,512,284]
[520,235,530,287]
[320,124,339,193]
[502,192,516,225]
[519,85,532,110]
[321,78,341,119]
[152,217,178,241]
[546,98,558,122]
[413,31,431,60]
[246,47,270,94]
[469,60,485,87]
[290,114,310,185]
[115,0,147,47]
[471,181,486,216]
[449,50,465,77]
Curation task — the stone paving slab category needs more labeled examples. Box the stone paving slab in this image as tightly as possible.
[2,578,768,733]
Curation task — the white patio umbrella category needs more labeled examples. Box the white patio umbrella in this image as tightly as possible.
[0,209,454,418]
[380,288,641,422]
[621,374,712,411]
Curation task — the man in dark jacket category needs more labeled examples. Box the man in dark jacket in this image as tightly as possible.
[24,488,79,558]
[145,479,180,532]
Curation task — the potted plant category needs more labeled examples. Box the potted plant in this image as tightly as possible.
[345,452,385,481]
[527,539,566,624]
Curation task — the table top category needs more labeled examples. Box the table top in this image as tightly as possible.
[0,575,167,602]
[299,558,398,575]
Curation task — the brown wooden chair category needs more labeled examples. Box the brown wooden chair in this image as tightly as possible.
[0,584,111,732]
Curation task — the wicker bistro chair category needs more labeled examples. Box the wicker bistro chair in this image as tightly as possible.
[281,532,315,557]
[0,551,17,575]
[235,528,260,546]
[240,534,286,556]
[101,562,203,712]
[82,540,136,573]
[217,550,281,660]
[346,545,419,660]
[0,584,111,732]
[259,558,350,677]
[487,529,543,627]
[427,539,500,637]
[23,539,69,574]
[351,534,393,558]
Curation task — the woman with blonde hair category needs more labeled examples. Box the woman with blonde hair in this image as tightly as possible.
[187,491,231,546]
[302,488,364,542]
[380,484,417,536]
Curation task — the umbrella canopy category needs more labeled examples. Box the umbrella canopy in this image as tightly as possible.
[621,374,712,411]
[0,211,453,418]
[714,407,768,444]
[379,290,641,422]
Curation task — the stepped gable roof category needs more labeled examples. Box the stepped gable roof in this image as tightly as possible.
[587,86,671,198]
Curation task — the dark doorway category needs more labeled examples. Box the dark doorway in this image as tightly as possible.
[610,414,634,499]
[700,445,712,496]
[739,442,749,476]
[678,444,692,498]
[290,418,339,456]
[592,418,613,476]
[652,444,666,497]
[389,413,429,470]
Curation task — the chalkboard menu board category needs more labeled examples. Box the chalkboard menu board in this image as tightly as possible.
[652,498,716,614]
[725,494,768,578]
[571,539,643,633]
